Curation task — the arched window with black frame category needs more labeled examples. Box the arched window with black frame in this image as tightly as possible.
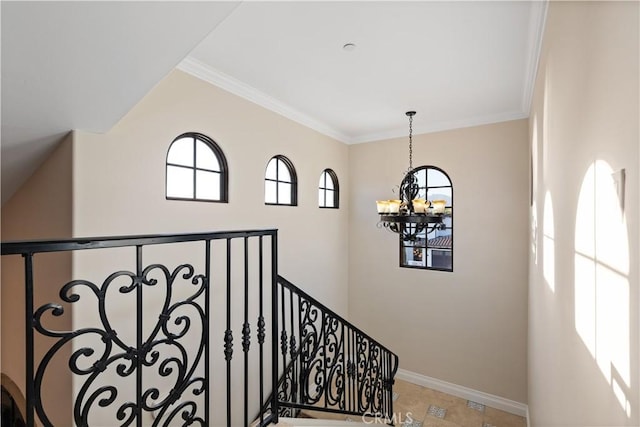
[318,168,339,208]
[264,155,297,206]
[400,165,453,271]
[166,132,228,202]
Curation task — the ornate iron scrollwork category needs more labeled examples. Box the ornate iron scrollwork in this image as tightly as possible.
[32,264,208,427]
[275,277,399,422]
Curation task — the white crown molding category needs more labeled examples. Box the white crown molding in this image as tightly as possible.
[521,0,549,114]
[179,50,535,145]
[395,368,529,418]
[177,56,353,144]
[350,110,529,144]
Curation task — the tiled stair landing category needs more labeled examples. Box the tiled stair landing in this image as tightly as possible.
[275,379,527,427]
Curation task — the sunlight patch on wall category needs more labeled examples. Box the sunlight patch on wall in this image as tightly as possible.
[531,115,539,266]
[531,201,538,266]
[574,160,631,416]
[543,191,555,292]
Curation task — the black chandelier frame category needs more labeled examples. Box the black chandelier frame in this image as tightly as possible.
[378,168,446,241]
[377,111,448,241]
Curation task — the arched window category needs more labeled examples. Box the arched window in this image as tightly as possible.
[318,169,339,208]
[166,132,228,202]
[400,165,453,271]
[265,155,297,206]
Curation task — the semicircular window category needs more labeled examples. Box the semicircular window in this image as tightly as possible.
[401,165,453,271]
[318,169,339,208]
[166,132,228,202]
[265,155,297,206]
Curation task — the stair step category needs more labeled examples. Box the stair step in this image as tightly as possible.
[274,416,371,427]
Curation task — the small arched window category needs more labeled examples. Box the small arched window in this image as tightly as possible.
[318,169,339,208]
[265,155,297,206]
[400,165,453,271]
[166,133,228,202]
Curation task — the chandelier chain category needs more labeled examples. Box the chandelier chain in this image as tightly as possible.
[408,113,413,172]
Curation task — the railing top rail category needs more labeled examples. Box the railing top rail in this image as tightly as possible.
[277,274,399,366]
[1,229,278,255]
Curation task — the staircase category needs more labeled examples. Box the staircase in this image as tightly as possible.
[1,230,398,427]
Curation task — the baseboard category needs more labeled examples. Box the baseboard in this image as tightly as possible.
[395,368,529,418]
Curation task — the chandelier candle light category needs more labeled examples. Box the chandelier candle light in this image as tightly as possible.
[377,111,447,241]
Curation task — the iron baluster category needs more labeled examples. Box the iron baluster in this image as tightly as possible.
[204,240,211,424]
[257,236,265,426]
[225,238,233,427]
[243,237,250,427]
[24,253,35,427]
[289,287,297,407]
[135,246,143,427]
[270,233,279,424]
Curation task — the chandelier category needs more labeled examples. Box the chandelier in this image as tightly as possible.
[377,111,446,241]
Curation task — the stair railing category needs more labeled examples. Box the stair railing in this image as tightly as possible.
[1,230,279,427]
[2,230,399,427]
[273,275,399,423]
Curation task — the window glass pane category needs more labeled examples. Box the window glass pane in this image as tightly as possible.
[277,159,291,182]
[429,249,452,269]
[167,137,194,166]
[402,246,426,267]
[325,172,334,190]
[278,182,291,204]
[414,169,426,187]
[427,187,452,205]
[435,227,452,238]
[443,216,453,227]
[413,230,427,246]
[318,173,325,189]
[318,189,325,207]
[265,181,277,204]
[195,170,220,200]
[427,169,451,187]
[196,140,220,171]
[167,166,193,198]
[325,190,335,207]
[266,158,277,180]
[427,229,452,247]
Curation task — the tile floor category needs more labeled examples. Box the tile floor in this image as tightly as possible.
[392,379,526,427]
[300,379,526,427]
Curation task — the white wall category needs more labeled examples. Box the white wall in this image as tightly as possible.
[528,1,639,425]
[348,119,529,404]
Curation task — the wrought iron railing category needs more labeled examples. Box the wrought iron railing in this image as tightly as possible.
[273,276,399,422]
[1,230,399,427]
[1,230,279,427]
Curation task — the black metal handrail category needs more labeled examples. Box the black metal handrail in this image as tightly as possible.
[274,275,399,422]
[2,230,279,427]
[2,230,399,426]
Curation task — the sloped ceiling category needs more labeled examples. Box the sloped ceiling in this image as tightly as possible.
[1,1,547,205]
[1,1,240,204]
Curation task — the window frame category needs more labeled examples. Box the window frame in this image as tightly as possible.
[165,132,229,203]
[264,155,298,206]
[399,165,453,272]
[318,168,339,209]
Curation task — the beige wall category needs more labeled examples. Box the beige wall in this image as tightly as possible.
[73,70,349,314]
[348,119,529,403]
[1,134,74,426]
[528,1,639,425]
[70,70,349,425]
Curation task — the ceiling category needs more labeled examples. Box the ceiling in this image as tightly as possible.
[1,1,547,205]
